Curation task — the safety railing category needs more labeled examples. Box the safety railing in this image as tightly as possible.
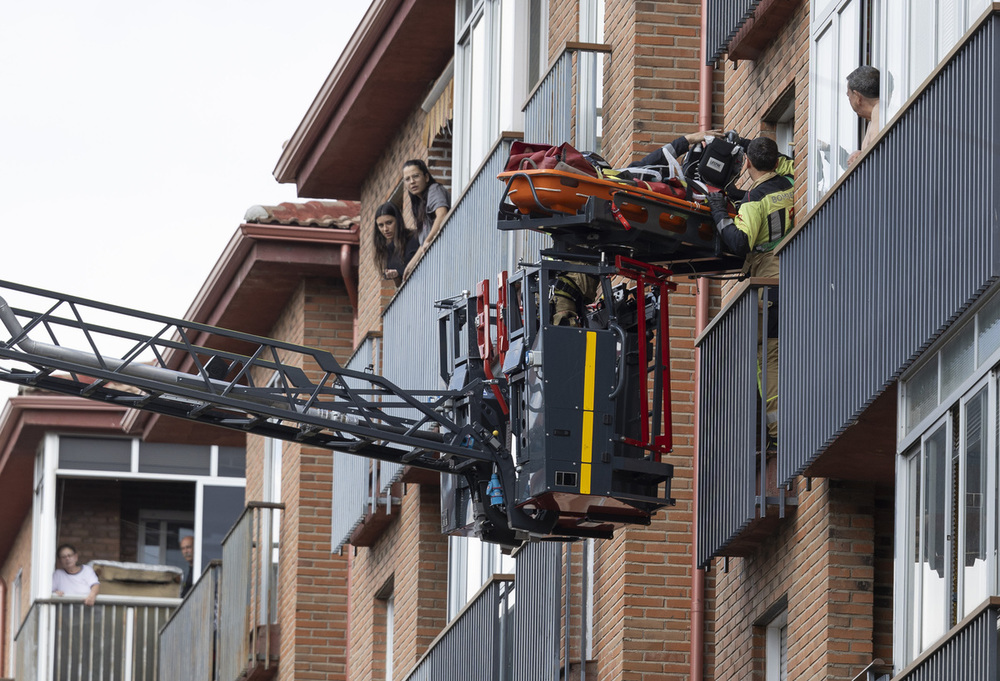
[696,278,791,567]
[157,562,222,681]
[332,335,383,552]
[218,502,284,681]
[523,42,610,153]
[894,598,1000,681]
[402,575,515,681]
[15,597,176,681]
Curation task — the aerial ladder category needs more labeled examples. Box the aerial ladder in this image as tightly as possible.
[0,186,741,548]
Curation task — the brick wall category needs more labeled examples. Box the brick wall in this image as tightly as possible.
[1,512,33,677]
[347,483,447,681]
[263,277,355,681]
[709,478,882,680]
[56,479,121,563]
[603,0,720,168]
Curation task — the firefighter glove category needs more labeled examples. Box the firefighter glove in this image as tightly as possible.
[706,192,729,223]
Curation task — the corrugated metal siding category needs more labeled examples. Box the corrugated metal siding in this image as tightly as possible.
[332,337,378,548]
[403,578,513,681]
[706,0,761,63]
[512,542,561,680]
[778,15,1000,485]
[697,289,759,567]
[219,510,252,681]
[896,605,999,681]
[159,564,220,681]
[524,50,572,143]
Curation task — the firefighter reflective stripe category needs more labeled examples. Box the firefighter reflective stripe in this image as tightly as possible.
[580,331,597,494]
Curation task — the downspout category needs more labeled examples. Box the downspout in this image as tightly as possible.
[340,243,358,315]
[690,0,713,678]
[345,549,353,679]
[0,577,5,677]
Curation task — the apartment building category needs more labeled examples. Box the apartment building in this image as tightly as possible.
[270,0,719,679]
[699,0,1000,679]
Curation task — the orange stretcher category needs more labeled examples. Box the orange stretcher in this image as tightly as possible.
[496,168,744,274]
[497,168,731,236]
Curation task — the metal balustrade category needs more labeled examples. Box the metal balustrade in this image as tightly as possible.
[157,562,221,681]
[218,502,283,681]
[15,597,175,681]
[402,576,515,681]
[696,279,782,567]
[894,599,1000,681]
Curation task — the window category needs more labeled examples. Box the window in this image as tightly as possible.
[809,0,872,204]
[896,286,1000,667]
[766,609,789,681]
[447,535,515,618]
[577,0,605,153]
[453,0,543,189]
[876,0,991,122]
[137,510,193,569]
[374,579,395,681]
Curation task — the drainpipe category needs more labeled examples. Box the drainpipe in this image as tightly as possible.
[340,243,358,315]
[690,0,714,678]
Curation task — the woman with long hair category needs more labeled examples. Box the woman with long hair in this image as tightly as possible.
[372,202,419,288]
[402,159,450,245]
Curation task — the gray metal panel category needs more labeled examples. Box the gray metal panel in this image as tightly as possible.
[778,15,1000,484]
[332,337,378,546]
[706,0,761,63]
[219,510,252,681]
[697,290,759,566]
[159,563,221,681]
[512,542,561,680]
[896,605,999,681]
[524,50,573,143]
[402,579,511,681]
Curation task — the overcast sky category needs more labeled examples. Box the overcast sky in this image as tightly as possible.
[0,1,370,404]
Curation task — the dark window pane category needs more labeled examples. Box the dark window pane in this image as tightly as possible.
[218,447,246,478]
[59,437,131,472]
[138,443,211,475]
[201,486,245,565]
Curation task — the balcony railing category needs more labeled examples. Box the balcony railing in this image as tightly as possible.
[158,561,222,680]
[777,10,1000,485]
[696,278,793,567]
[15,597,176,681]
[218,502,283,681]
[894,598,1000,681]
[402,575,515,681]
[523,42,609,153]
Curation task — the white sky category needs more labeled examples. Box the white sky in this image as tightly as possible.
[0,1,371,404]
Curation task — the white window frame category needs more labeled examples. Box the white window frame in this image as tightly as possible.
[808,0,867,206]
[765,609,788,681]
[453,0,536,191]
[446,535,515,619]
[385,593,395,681]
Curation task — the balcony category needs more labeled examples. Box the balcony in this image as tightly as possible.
[158,502,282,681]
[15,597,176,681]
[893,598,1000,681]
[158,562,222,680]
[402,575,515,681]
[776,10,1000,486]
[696,278,794,566]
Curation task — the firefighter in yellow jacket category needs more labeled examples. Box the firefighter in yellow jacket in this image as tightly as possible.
[706,137,794,452]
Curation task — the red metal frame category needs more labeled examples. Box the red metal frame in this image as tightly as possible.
[475,279,509,415]
[614,255,677,460]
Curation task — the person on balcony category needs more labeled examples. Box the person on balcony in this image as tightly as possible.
[373,202,419,289]
[52,543,100,606]
[706,137,794,453]
[179,535,195,598]
[846,66,880,165]
[402,159,450,247]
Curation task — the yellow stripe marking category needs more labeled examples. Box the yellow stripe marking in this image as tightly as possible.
[581,332,597,494]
